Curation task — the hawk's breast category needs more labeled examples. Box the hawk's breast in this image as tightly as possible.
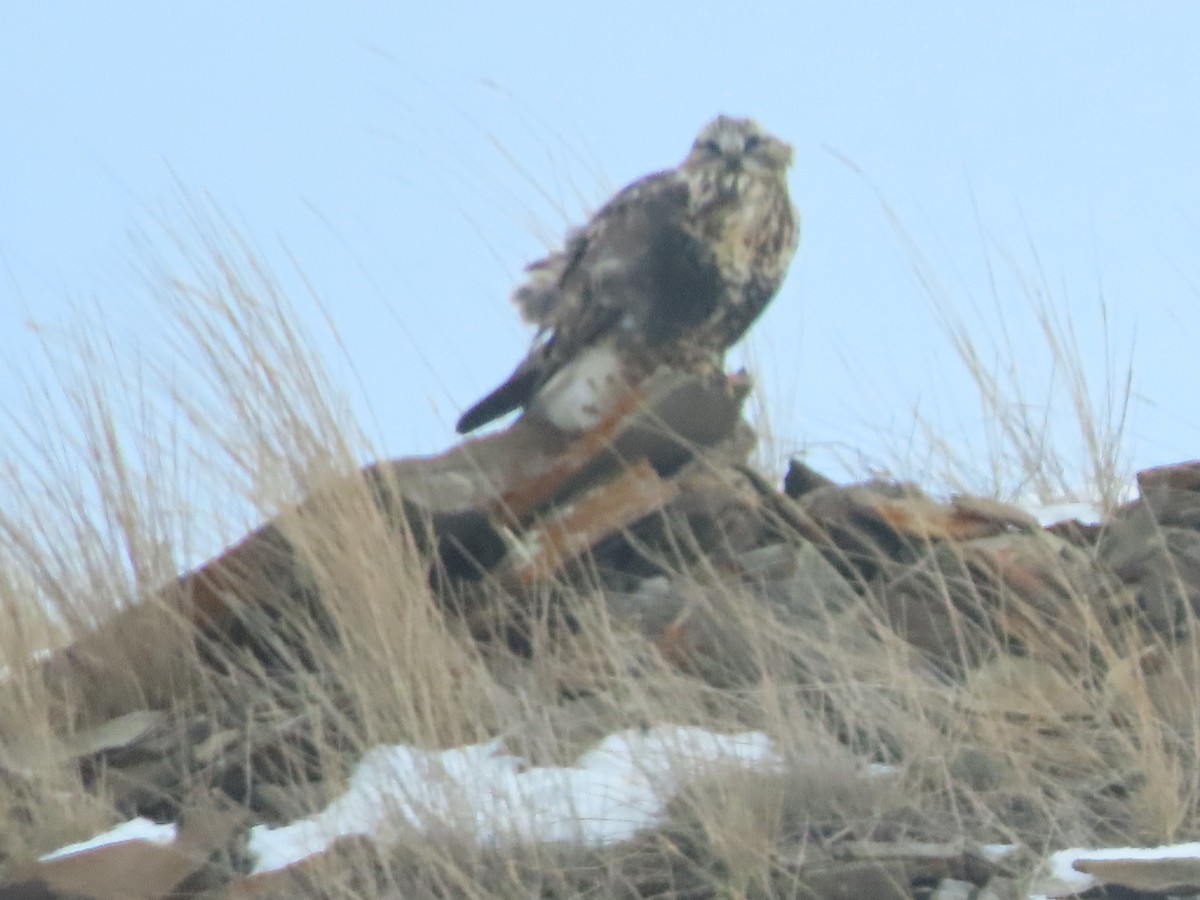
[707,174,789,298]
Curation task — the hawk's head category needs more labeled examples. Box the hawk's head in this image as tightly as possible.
[685,116,792,175]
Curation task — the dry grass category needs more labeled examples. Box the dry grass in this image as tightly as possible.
[0,202,1195,898]
[891,207,1136,512]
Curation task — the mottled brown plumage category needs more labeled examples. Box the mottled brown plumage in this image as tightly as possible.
[456,115,798,435]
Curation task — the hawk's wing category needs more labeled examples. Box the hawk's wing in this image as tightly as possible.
[514,170,679,326]
[457,170,722,434]
[517,169,724,353]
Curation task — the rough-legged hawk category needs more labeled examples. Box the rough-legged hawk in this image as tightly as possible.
[456,115,798,435]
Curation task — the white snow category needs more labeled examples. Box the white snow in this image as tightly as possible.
[60,736,1200,899]
[248,724,779,875]
[1036,842,1200,897]
[39,816,178,862]
[981,842,1019,862]
[1020,478,1138,529]
[1026,501,1105,528]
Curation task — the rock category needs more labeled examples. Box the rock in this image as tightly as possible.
[1099,500,1165,579]
[497,460,679,587]
[788,859,912,900]
[931,878,975,900]
[1043,517,1104,547]
[1105,640,1200,734]
[960,532,1131,658]
[874,530,1130,673]
[619,540,869,687]
[1136,459,1200,528]
[753,541,863,620]
[783,457,837,499]
[948,746,1015,792]
[795,482,932,577]
[0,709,167,778]
[974,876,1020,899]
[1099,504,1200,636]
[1137,529,1200,633]
[831,839,1005,885]
[1073,853,1200,893]
[0,801,241,900]
[18,342,1200,900]
[1137,459,1200,493]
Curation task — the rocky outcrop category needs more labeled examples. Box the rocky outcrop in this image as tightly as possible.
[4,371,1200,898]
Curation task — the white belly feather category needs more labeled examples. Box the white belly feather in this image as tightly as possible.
[532,344,627,432]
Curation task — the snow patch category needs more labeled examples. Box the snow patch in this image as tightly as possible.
[1038,842,1200,896]
[249,725,779,875]
[981,842,1019,863]
[40,817,178,862]
[1025,501,1105,528]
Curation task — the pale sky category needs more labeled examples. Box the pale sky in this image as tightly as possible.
[3,3,1199,509]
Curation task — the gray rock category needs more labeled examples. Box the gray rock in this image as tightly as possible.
[931,878,975,900]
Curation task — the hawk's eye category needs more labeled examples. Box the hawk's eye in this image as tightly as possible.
[743,134,763,152]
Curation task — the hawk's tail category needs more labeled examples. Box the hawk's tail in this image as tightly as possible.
[455,366,540,434]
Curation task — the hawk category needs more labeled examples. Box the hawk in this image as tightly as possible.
[456,115,798,435]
